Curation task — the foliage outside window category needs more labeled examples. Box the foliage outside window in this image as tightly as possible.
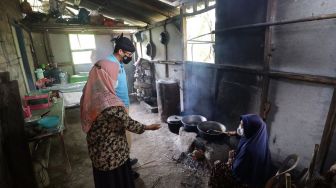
[186,8,215,63]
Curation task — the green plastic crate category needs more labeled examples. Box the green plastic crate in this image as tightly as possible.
[69,75,88,83]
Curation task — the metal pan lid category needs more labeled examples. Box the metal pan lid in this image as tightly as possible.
[167,115,182,123]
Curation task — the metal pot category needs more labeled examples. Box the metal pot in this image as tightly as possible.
[197,121,227,140]
[181,115,207,132]
[24,115,41,126]
[167,115,182,135]
[24,110,50,126]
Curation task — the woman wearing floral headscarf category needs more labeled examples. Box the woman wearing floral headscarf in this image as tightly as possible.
[80,58,160,188]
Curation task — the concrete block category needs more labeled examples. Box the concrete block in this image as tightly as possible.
[175,127,197,153]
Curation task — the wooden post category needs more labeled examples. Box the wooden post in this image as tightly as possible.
[0,121,12,188]
[181,4,187,62]
[307,144,319,183]
[43,31,53,64]
[0,80,37,187]
[317,89,336,172]
[164,22,169,78]
[260,0,277,121]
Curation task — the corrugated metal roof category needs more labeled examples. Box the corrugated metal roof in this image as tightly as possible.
[77,0,181,26]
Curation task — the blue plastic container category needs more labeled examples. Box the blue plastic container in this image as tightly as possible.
[38,116,60,128]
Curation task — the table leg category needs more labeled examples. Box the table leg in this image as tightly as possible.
[59,132,72,173]
[63,110,67,130]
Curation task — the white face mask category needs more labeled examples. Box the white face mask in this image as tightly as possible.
[237,126,244,136]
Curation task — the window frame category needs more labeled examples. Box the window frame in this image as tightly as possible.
[68,33,96,65]
[183,1,216,64]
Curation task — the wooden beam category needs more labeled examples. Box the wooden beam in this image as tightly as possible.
[157,0,181,7]
[81,0,158,25]
[29,23,140,33]
[184,62,263,74]
[43,31,53,64]
[143,15,180,31]
[163,23,169,77]
[0,120,12,188]
[107,0,169,23]
[260,0,277,120]
[317,89,336,172]
[307,144,319,184]
[184,62,336,86]
[78,0,148,26]
[269,71,336,86]
[28,31,39,68]
[190,12,336,41]
[181,5,187,62]
[217,13,336,33]
[126,1,173,18]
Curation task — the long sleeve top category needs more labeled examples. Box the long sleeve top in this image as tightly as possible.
[86,106,144,171]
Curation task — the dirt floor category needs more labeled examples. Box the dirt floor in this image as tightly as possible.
[47,102,210,188]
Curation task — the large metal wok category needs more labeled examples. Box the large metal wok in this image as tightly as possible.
[181,115,207,132]
[197,121,227,140]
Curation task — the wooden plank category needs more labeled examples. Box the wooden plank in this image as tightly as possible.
[10,25,31,93]
[181,7,187,62]
[28,31,39,68]
[216,13,336,33]
[0,119,12,188]
[80,0,153,25]
[184,62,336,86]
[307,144,319,184]
[259,0,277,120]
[0,81,37,188]
[191,13,336,41]
[125,1,172,18]
[317,89,336,172]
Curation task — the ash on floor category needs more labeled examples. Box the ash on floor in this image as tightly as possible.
[46,102,210,188]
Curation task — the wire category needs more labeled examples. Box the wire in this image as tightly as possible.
[188,31,215,41]
[188,40,215,44]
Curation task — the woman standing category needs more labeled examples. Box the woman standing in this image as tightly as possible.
[80,59,160,188]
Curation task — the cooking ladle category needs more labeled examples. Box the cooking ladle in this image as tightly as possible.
[206,129,229,135]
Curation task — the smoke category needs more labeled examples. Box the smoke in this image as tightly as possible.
[183,62,262,130]
[183,62,217,119]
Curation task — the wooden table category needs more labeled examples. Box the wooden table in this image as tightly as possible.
[28,98,72,173]
[43,82,85,108]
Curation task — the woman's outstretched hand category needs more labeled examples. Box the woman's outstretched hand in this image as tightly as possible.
[226,150,236,168]
[145,124,161,131]
[225,131,237,136]
[228,150,236,159]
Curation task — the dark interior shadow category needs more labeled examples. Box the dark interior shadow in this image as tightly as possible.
[135,177,146,188]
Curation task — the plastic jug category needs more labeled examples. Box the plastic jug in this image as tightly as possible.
[35,68,44,80]
[59,72,67,85]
